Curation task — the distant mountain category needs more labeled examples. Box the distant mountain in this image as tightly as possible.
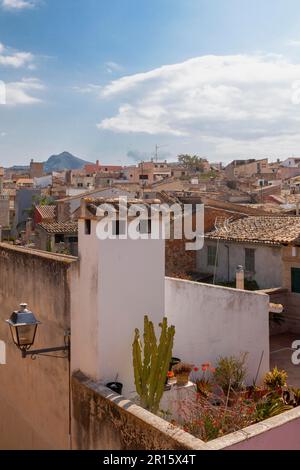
[8,165,29,172]
[44,151,91,172]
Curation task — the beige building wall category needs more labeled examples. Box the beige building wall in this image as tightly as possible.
[0,244,77,449]
[0,196,10,227]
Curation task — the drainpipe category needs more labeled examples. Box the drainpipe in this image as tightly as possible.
[236,265,245,290]
[225,244,230,282]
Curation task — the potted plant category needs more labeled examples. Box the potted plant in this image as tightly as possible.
[165,357,181,385]
[106,374,123,395]
[172,362,193,386]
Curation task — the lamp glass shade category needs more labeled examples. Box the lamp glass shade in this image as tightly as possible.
[6,304,40,351]
[15,324,38,348]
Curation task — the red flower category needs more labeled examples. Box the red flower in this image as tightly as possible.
[194,367,199,372]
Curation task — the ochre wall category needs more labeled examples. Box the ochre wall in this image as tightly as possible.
[0,244,77,449]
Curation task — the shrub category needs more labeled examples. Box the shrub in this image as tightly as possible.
[254,393,292,421]
[214,353,248,393]
[264,367,287,390]
[178,390,256,442]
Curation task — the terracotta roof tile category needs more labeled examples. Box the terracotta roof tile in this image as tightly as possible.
[38,221,78,234]
[206,216,300,246]
[35,205,56,220]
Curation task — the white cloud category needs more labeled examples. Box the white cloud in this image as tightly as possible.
[95,54,300,157]
[105,61,123,74]
[286,39,300,47]
[5,78,44,105]
[0,131,7,137]
[72,84,102,94]
[0,43,35,68]
[2,0,35,10]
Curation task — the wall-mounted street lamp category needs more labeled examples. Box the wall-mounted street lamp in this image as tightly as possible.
[5,303,70,359]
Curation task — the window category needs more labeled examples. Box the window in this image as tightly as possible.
[139,174,148,180]
[55,234,64,244]
[245,248,255,272]
[112,220,126,236]
[291,268,300,293]
[85,219,91,235]
[207,245,217,266]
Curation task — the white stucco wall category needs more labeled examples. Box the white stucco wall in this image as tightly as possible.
[71,219,165,395]
[197,241,283,289]
[165,277,270,385]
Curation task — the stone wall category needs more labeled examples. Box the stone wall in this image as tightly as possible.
[165,239,196,276]
[71,371,207,450]
[0,243,78,449]
[72,371,300,451]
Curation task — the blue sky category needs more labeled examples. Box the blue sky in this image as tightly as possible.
[1,0,300,166]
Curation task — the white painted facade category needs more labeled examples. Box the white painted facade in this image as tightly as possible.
[165,277,270,385]
[281,157,300,168]
[197,240,283,289]
[71,212,270,396]
[71,218,165,395]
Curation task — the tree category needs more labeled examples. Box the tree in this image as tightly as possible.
[177,154,206,173]
[23,194,55,218]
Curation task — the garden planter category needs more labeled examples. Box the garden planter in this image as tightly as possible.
[165,357,182,384]
[170,357,181,370]
[175,374,190,386]
[106,382,123,394]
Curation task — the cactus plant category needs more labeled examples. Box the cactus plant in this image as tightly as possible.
[132,315,175,413]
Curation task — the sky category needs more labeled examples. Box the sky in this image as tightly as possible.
[2,0,300,166]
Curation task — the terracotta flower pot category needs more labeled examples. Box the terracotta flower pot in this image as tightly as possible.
[176,373,190,386]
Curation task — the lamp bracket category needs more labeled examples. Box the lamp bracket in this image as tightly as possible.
[21,345,69,359]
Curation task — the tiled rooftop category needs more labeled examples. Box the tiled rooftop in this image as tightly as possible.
[206,216,300,246]
[35,205,56,220]
[38,221,78,234]
[85,197,161,216]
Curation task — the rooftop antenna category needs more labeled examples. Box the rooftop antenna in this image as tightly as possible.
[154,144,168,162]
[212,217,233,284]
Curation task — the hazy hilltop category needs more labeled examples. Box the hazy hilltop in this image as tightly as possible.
[44,151,90,172]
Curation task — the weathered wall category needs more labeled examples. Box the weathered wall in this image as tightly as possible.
[0,196,10,227]
[71,371,207,450]
[165,277,270,385]
[0,243,77,449]
[197,240,283,289]
[71,219,165,397]
[165,239,196,276]
[72,371,300,451]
